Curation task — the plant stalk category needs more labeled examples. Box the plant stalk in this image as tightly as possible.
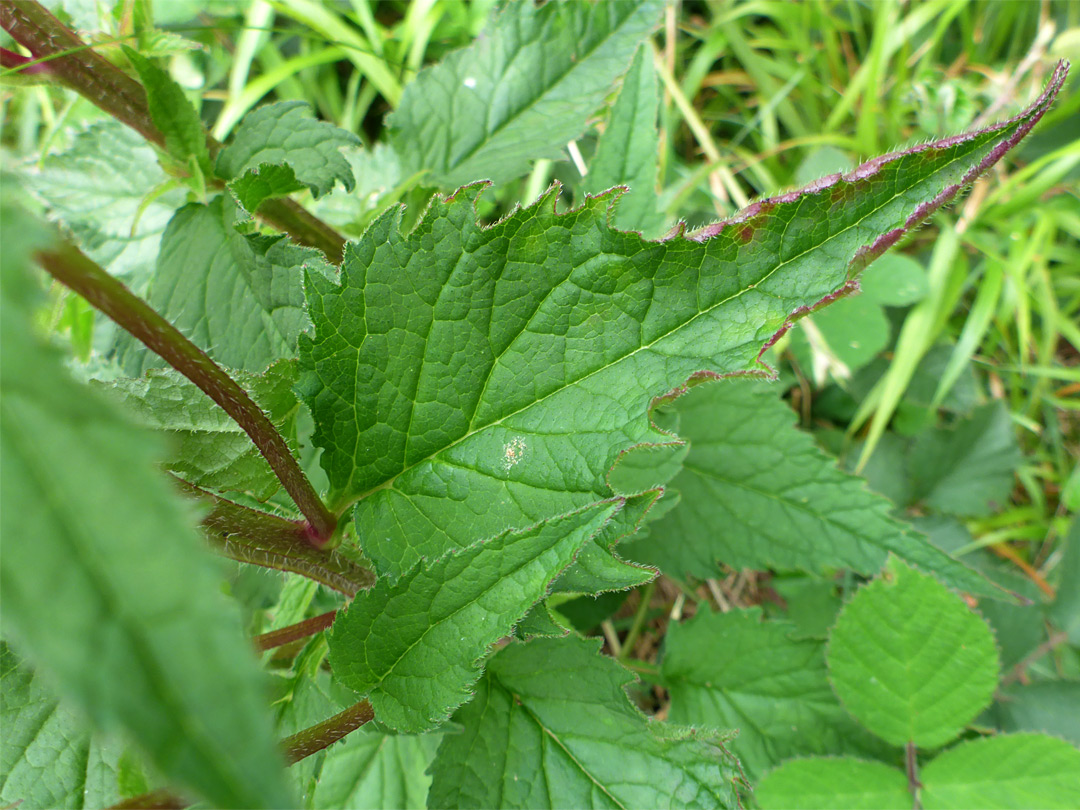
[175,479,371,593]
[617,581,656,661]
[36,240,337,545]
[254,610,338,652]
[906,741,922,809]
[107,701,374,810]
[283,700,375,764]
[1,1,347,263]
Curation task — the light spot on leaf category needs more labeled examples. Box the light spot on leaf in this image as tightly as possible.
[502,437,527,472]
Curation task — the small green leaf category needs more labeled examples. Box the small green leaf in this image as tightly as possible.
[328,503,618,733]
[1,643,137,809]
[584,43,665,236]
[122,46,212,177]
[427,635,738,809]
[97,360,298,500]
[756,757,912,810]
[662,608,889,781]
[514,601,571,640]
[229,162,306,213]
[388,0,664,189]
[921,733,1080,809]
[216,101,362,208]
[827,557,1000,748]
[626,381,995,597]
[0,203,293,807]
[122,193,326,374]
[550,490,659,595]
[908,402,1023,517]
[309,728,441,810]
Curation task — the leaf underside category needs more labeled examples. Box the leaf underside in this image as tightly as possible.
[625,380,998,596]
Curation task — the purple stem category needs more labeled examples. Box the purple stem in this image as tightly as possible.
[36,240,337,545]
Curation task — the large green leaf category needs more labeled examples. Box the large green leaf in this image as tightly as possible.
[920,733,1080,809]
[827,558,1000,749]
[427,635,738,809]
[0,204,292,807]
[583,43,665,236]
[216,101,362,211]
[301,65,1064,581]
[124,193,326,374]
[0,643,140,809]
[328,503,617,733]
[97,360,298,500]
[625,381,994,596]
[661,608,889,781]
[388,0,664,189]
[756,757,911,810]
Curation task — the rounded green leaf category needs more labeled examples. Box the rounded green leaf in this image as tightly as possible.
[921,733,1080,809]
[827,557,999,748]
[756,757,911,810]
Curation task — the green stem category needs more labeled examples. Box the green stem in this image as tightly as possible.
[36,240,337,545]
[176,479,371,594]
[0,1,347,263]
[617,581,656,661]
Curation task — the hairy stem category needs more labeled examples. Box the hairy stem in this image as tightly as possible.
[175,479,372,594]
[36,240,337,544]
[254,610,338,652]
[108,701,374,810]
[260,197,347,264]
[1,1,347,263]
[283,700,375,764]
[0,3,159,143]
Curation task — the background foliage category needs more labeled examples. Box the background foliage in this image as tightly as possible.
[1,1,1078,808]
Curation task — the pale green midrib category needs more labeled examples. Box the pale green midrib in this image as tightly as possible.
[446,2,653,177]
[340,123,1014,509]
[512,696,628,810]
[0,406,263,806]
